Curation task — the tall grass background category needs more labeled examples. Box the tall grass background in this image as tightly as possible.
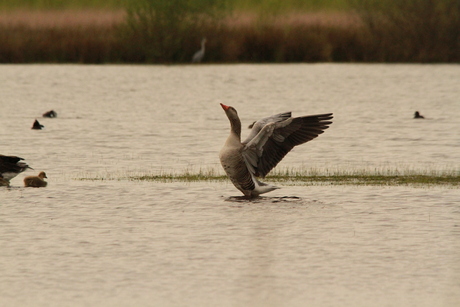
[0,0,459,63]
[0,0,349,11]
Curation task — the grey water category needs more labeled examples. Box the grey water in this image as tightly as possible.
[1,64,459,306]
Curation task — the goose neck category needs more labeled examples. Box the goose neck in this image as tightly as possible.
[229,116,241,140]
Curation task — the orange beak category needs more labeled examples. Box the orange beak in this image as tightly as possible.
[220,103,230,111]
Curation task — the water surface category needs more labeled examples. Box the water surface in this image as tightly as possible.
[1,64,459,306]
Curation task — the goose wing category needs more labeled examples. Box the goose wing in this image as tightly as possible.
[242,113,333,178]
[0,155,32,179]
[243,112,292,144]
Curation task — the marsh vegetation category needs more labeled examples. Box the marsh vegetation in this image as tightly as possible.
[0,0,458,63]
[77,166,460,187]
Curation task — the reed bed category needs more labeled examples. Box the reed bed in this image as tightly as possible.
[1,0,458,63]
[0,9,125,27]
[0,0,350,12]
[0,10,363,63]
[0,10,123,63]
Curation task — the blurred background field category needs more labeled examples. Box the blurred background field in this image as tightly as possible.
[0,0,349,11]
[0,0,458,63]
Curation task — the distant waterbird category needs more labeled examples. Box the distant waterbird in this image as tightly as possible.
[414,111,424,119]
[192,38,207,63]
[24,171,48,187]
[32,119,44,129]
[0,154,33,186]
[219,103,333,198]
[43,110,57,118]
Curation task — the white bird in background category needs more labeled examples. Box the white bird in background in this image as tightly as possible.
[192,38,207,63]
[219,104,333,198]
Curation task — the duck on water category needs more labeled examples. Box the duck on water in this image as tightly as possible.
[32,119,44,130]
[24,171,48,188]
[219,103,333,198]
[43,110,57,118]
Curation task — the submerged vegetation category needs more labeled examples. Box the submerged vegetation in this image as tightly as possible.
[0,0,459,63]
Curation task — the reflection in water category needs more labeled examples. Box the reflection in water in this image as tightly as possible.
[224,195,302,203]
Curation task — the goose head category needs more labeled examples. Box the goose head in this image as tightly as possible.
[220,103,241,138]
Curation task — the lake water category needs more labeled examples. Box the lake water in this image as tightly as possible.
[1,64,459,306]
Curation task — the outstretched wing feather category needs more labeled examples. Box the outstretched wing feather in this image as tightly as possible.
[255,113,333,177]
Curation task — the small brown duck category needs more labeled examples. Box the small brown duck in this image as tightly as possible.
[32,119,44,130]
[24,171,48,187]
[0,154,33,186]
[414,111,424,119]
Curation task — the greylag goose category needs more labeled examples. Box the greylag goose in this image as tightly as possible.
[32,119,44,129]
[0,154,33,186]
[192,38,207,63]
[24,171,47,187]
[414,111,424,119]
[219,103,333,198]
[43,110,57,118]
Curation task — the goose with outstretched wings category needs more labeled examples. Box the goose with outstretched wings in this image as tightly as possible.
[219,103,333,198]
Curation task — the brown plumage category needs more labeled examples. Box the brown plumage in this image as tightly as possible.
[219,103,333,197]
[24,171,48,188]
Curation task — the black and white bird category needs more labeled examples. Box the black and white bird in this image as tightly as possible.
[0,154,33,186]
[219,103,333,198]
[43,110,57,118]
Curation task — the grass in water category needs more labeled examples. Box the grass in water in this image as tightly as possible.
[77,166,460,187]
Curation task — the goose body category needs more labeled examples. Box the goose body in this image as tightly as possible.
[0,154,32,186]
[219,103,333,198]
[24,171,47,187]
